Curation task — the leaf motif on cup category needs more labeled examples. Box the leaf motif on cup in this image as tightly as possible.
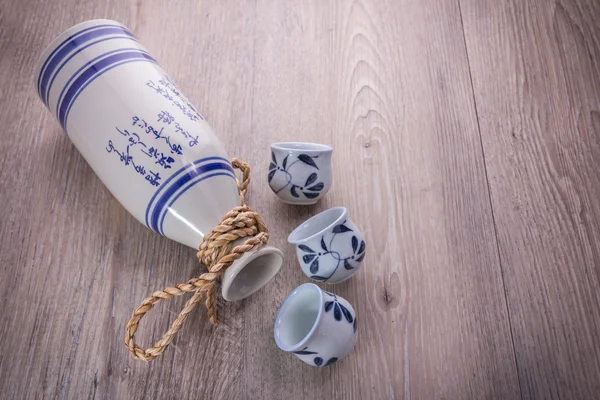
[298,245,315,253]
[324,301,334,312]
[298,154,319,169]
[303,254,317,263]
[321,237,328,252]
[314,356,337,367]
[340,304,353,323]
[290,185,300,197]
[353,318,358,333]
[358,240,366,255]
[310,275,327,281]
[345,237,366,266]
[344,259,353,270]
[305,173,317,186]
[294,349,338,367]
[310,259,319,274]
[333,224,353,234]
[271,151,277,164]
[324,358,338,366]
[290,325,348,368]
[294,350,316,355]
[268,169,276,183]
[282,154,289,169]
[293,346,318,355]
[354,239,366,262]
[306,182,324,191]
[324,293,354,324]
[333,303,342,321]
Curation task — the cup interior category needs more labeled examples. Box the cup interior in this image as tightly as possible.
[271,142,333,153]
[288,206,346,244]
[274,283,322,351]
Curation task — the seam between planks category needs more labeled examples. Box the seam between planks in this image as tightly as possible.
[456,0,525,398]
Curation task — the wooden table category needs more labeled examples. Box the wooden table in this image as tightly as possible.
[1,1,599,398]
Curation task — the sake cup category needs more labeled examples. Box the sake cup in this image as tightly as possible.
[274,283,357,367]
[288,207,366,284]
[268,142,333,205]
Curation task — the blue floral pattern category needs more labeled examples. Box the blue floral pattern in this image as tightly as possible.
[292,347,339,367]
[298,221,366,282]
[324,291,354,323]
[268,151,324,199]
[288,290,357,367]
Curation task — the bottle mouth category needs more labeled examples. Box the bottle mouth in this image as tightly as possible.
[287,207,347,244]
[221,246,284,301]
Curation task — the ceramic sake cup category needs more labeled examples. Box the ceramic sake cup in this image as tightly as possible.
[274,283,357,367]
[268,142,333,205]
[288,207,366,284]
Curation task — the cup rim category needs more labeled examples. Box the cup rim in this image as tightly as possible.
[287,206,347,244]
[271,142,333,153]
[274,283,324,352]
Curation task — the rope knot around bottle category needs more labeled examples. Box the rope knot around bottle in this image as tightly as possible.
[125,159,269,361]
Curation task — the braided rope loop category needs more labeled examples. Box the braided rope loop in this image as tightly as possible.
[125,159,268,361]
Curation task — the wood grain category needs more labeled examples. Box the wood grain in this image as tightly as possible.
[245,1,519,399]
[0,0,598,398]
[460,0,600,398]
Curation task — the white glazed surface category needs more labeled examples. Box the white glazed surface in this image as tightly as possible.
[288,207,366,284]
[34,19,282,300]
[268,142,333,205]
[274,283,357,367]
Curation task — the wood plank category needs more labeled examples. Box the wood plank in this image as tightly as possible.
[244,1,520,398]
[0,0,523,398]
[460,0,600,398]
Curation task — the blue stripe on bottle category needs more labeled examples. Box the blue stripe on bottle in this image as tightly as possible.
[144,156,231,230]
[37,24,132,98]
[40,26,135,104]
[157,172,235,236]
[158,172,235,236]
[148,162,235,233]
[58,50,157,129]
[54,47,144,118]
[37,23,114,96]
[43,33,138,106]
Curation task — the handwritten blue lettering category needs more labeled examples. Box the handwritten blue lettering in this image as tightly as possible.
[140,146,175,169]
[131,116,183,155]
[145,171,161,186]
[117,127,148,148]
[146,78,204,122]
[173,122,199,147]
[106,139,161,186]
[157,110,174,125]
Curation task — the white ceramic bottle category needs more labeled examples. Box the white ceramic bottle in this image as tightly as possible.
[34,19,283,300]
